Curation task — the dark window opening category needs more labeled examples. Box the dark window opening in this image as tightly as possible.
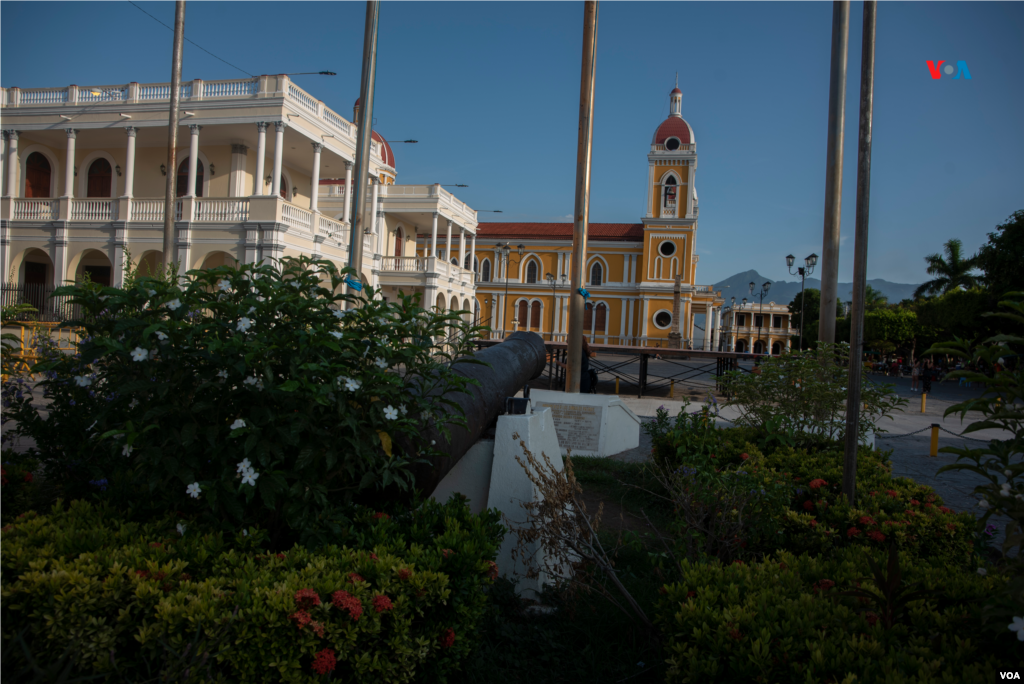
[176,158,205,197]
[87,158,112,198]
[25,153,52,198]
[84,265,111,287]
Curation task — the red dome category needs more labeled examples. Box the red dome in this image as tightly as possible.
[652,116,694,146]
[670,87,682,95]
[372,131,395,169]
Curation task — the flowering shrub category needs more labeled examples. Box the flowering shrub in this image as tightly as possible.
[1,495,503,682]
[721,342,906,445]
[2,256,481,546]
[657,548,1011,683]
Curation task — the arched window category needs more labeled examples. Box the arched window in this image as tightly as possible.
[25,153,52,198]
[394,228,403,257]
[87,158,112,198]
[517,300,528,328]
[583,302,593,330]
[176,159,204,197]
[525,260,538,284]
[278,177,287,199]
[590,262,603,286]
[481,259,491,282]
[663,175,677,209]
[594,303,607,332]
[530,301,541,329]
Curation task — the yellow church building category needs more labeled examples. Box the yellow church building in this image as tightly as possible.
[467,84,725,349]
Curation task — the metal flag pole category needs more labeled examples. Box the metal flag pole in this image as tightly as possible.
[843,0,876,505]
[566,0,599,393]
[162,0,185,271]
[347,0,380,303]
[817,1,850,344]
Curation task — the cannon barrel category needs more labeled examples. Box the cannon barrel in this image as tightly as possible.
[415,331,548,494]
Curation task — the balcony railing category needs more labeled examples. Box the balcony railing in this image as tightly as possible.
[380,256,427,273]
[281,203,313,232]
[130,199,165,222]
[195,198,249,222]
[71,199,117,222]
[317,214,346,243]
[13,199,57,220]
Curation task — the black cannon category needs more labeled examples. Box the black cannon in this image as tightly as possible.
[412,331,548,494]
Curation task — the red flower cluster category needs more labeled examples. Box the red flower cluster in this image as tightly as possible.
[909,499,920,506]
[369,553,379,562]
[809,519,818,528]
[486,560,499,580]
[439,628,456,649]
[180,573,192,581]
[847,527,861,538]
[865,612,879,627]
[939,506,952,514]
[349,572,365,584]
[740,453,750,461]
[397,568,412,581]
[331,590,363,621]
[441,548,454,559]
[135,570,150,579]
[924,503,934,509]
[289,609,312,629]
[803,500,814,511]
[925,494,937,503]
[858,516,876,526]
[946,523,957,532]
[311,648,337,675]
[23,472,33,483]
[310,621,325,637]
[372,594,394,613]
[728,629,743,640]
[686,590,697,598]
[294,588,321,610]
[373,512,390,520]
[867,530,886,542]
[885,489,898,498]
[812,579,835,592]
[276,553,286,560]
[868,491,877,497]
[809,479,827,489]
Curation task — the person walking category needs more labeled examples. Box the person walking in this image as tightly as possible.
[921,359,933,395]
[911,359,921,392]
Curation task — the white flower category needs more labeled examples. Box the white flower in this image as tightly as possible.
[241,469,260,486]
[186,482,201,499]
[242,529,248,537]
[330,331,344,339]
[236,317,253,332]
[129,398,139,409]
[375,357,388,369]
[156,331,168,342]
[147,289,156,297]
[289,280,301,289]
[237,457,252,473]
[1002,483,1012,494]
[217,279,232,292]
[217,369,229,379]
[130,347,149,362]
[977,567,987,576]
[399,404,408,416]
[248,306,256,314]
[339,376,361,392]
[166,299,182,311]
[333,309,347,319]
[243,376,264,390]
[430,440,436,446]
[177,523,186,536]
[383,405,399,420]
[1010,616,1024,642]
[1006,470,1013,477]
[122,444,134,457]
[979,499,991,509]
[74,375,93,387]
[230,419,247,431]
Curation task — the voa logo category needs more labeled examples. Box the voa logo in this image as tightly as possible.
[1000,673,1021,680]
[926,60,972,79]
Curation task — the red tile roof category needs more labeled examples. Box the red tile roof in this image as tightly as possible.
[476,223,644,242]
[653,117,693,145]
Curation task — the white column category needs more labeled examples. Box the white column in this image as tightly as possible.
[641,298,650,344]
[229,144,248,198]
[444,219,453,263]
[626,298,634,344]
[619,298,627,344]
[253,123,267,195]
[186,124,201,197]
[1,133,6,195]
[703,305,712,351]
[271,121,285,197]
[63,129,76,198]
[686,164,695,218]
[123,127,137,198]
[309,142,323,212]
[458,227,466,269]
[375,187,384,255]
[369,179,380,248]
[6,131,19,197]
[430,212,439,257]
[469,233,477,277]
[343,161,353,223]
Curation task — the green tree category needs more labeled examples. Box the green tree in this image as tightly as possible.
[913,238,979,299]
[864,284,888,311]
[915,287,993,341]
[788,289,842,350]
[974,209,1024,299]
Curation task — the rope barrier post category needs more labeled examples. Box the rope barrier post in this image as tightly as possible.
[920,392,926,414]
[930,423,939,457]
[670,379,675,397]
[615,376,619,394]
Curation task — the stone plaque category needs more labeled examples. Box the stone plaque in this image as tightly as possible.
[535,403,603,454]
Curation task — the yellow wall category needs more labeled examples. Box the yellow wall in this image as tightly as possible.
[649,165,688,219]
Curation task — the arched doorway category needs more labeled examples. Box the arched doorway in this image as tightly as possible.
[517,300,528,330]
[135,251,163,280]
[772,341,782,355]
[530,301,541,331]
[393,228,403,270]
[87,159,112,198]
[753,340,765,355]
[200,251,239,271]
[75,249,113,287]
[735,339,747,353]
[25,153,52,198]
[176,159,204,197]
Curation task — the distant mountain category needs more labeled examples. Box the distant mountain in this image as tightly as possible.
[711,270,922,307]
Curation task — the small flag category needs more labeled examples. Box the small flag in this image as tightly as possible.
[578,288,590,299]
[345,276,363,292]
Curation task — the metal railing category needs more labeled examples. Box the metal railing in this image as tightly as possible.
[1,284,79,323]
[13,199,58,220]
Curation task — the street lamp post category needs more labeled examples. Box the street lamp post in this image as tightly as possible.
[750,280,771,355]
[497,242,525,338]
[728,296,735,350]
[545,272,568,386]
[786,253,819,351]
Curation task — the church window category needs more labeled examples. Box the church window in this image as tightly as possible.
[87,158,112,198]
[665,137,681,151]
[481,259,491,282]
[525,260,538,283]
[530,301,541,329]
[517,300,528,328]
[663,175,677,208]
[773,315,783,328]
[25,153,52,198]
[654,310,672,329]
[658,240,676,257]
[736,314,746,326]
[176,158,204,197]
[590,262,602,286]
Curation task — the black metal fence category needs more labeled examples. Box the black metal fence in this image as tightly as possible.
[1,284,79,322]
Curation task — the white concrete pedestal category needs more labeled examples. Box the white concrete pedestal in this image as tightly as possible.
[528,389,641,458]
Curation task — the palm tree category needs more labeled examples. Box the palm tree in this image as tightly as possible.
[913,238,979,299]
[864,284,888,310]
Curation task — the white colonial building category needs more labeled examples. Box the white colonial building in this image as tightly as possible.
[717,297,793,354]
[0,76,478,316]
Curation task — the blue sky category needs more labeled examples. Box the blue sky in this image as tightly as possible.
[2,1,1021,285]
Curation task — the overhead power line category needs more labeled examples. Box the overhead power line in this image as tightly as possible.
[129,2,254,78]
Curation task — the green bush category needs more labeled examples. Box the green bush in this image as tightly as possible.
[1,496,504,683]
[2,256,482,546]
[657,547,1016,683]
